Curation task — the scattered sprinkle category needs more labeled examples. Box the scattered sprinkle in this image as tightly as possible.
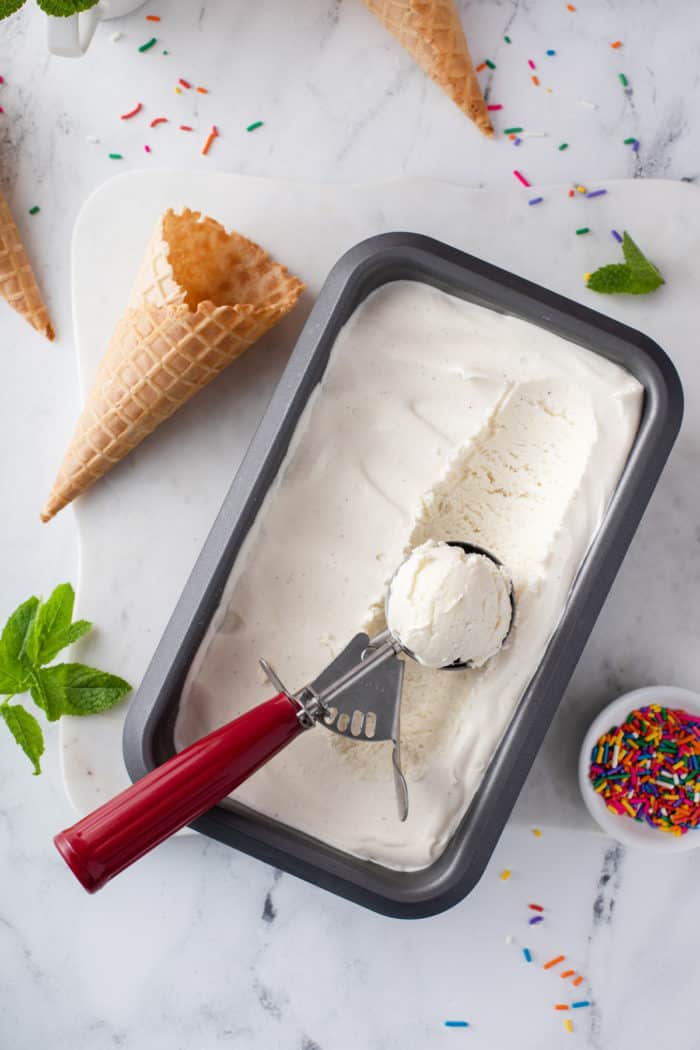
[513,137,522,146]
[632,140,640,152]
[28,205,40,215]
[0,106,4,114]
[179,78,192,89]
[565,1020,574,1034]
[576,185,587,193]
[611,40,622,49]
[246,120,264,132]
[505,934,514,944]
[573,976,584,987]
[568,189,575,197]
[528,904,544,912]
[521,131,547,138]
[485,59,496,70]
[572,1001,591,1009]
[162,50,169,55]
[110,31,123,43]
[175,87,181,94]
[196,86,209,94]
[146,13,161,20]
[476,62,486,72]
[546,87,553,94]
[586,188,607,198]
[202,124,219,156]
[504,127,523,134]
[504,35,512,44]
[567,3,576,10]
[619,73,629,87]
[120,102,143,120]
[144,145,151,153]
[529,915,544,925]
[0,75,4,84]
[523,948,532,962]
[531,75,540,86]
[532,827,542,836]
[138,37,157,52]
[546,49,556,56]
[544,956,565,970]
[513,170,531,188]
[575,227,590,235]
[150,116,168,127]
[555,1005,570,1011]
[558,143,569,151]
[528,59,536,70]
[561,970,576,978]
[487,104,503,111]
[108,153,123,159]
[444,1021,470,1028]
[589,704,700,833]
[179,124,194,131]
[500,868,512,880]
[623,137,637,144]
[578,99,597,109]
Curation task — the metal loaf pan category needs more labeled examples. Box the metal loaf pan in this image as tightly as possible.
[123,234,683,918]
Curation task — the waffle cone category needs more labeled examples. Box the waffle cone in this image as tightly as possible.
[0,190,54,340]
[41,209,304,521]
[363,0,493,136]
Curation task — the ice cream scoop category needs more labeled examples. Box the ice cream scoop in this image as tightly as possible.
[54,540,514,893]
[386,540,514,669]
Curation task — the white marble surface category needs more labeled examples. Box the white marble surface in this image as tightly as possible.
[3,2,700,1048]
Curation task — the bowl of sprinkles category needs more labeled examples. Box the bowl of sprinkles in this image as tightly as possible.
[579,687,700,851]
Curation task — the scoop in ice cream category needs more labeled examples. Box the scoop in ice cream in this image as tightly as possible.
[386,540,513,668]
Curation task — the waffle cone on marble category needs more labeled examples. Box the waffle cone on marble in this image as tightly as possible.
[0,190,54,340]
[41,209,304,521]
[363,0,493,136]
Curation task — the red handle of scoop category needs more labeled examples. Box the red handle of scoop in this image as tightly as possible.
[54,692,304,893]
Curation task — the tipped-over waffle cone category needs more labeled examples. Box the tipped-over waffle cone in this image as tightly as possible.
[363,0,493,136]
[41,209,304,521]
[0,190,54,340]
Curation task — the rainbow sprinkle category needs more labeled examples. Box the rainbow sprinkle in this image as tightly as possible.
[529,915,544,925]
[504,127,523,134]
[28,205,40,215]
[120,102,143,120]
[246,120,264,132]
[546,49,556,56]
[611,40,622,49]
[558,143,569,151]
[544,955,565,970]
[504,35,512,44]
[444,1021,470,1028]
[513,170,531,188]
[528,904,544,912]
[487,104,503,111]
[575,227,590,235]
[523,947,532,962]
[565,1020,574,1033]
[500,868,512,880]
[108,153,123,159]
[532,828,542,836]
[572,1001,591,1009]
[619,73,629,87]
[528,59,536,69]
[485,59,496,70]
[589,704,700,834]
[138,37,157,52]
[586,188,607,198]
[611,229,623,243]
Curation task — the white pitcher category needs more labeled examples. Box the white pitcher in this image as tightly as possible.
[47,0,147,57]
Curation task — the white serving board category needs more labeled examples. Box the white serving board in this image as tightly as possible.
[63,173,700,837]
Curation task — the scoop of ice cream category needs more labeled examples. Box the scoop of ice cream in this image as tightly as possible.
[386,540,512,668]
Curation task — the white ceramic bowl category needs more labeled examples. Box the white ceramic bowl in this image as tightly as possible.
[579,685,700,852]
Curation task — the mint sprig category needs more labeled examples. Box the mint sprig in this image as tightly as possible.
[0,584,131,774]
[587,233,665,295]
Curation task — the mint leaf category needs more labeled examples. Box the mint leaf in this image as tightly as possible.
[0,0,29,18]
[0,596,38,691]
[36,0,99,14]
[25,583,92,665]
[587,232,664,296]
[1,704,44,775]
[31,664,131,718]
[622,233,665,287]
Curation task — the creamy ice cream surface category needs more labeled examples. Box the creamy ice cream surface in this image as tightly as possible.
[386,540,513,668]
[175,280,643,870]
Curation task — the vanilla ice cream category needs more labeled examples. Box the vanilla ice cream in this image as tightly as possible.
[386,540,512,668]
[175,281,643,870]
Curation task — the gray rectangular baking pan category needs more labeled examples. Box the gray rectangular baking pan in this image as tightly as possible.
[123,233,683,918]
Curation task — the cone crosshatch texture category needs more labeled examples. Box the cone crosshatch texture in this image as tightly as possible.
[0,190,54,340]
[362,0,493,136]
[41,209,304,522]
